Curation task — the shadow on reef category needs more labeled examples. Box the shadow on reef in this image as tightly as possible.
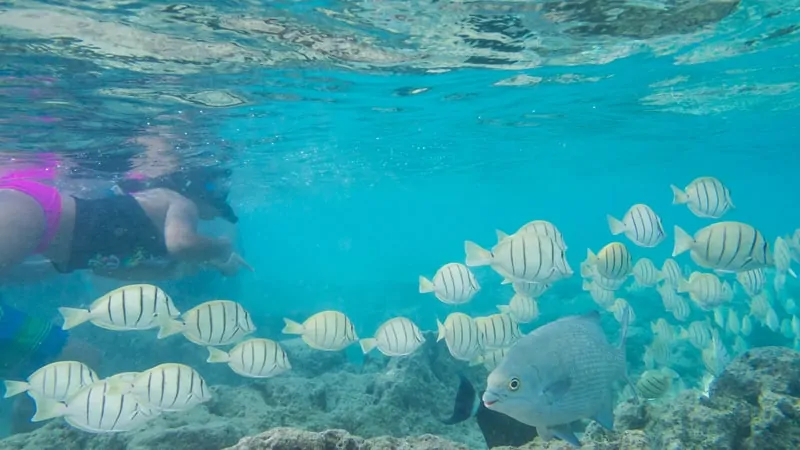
[2,345,800,449]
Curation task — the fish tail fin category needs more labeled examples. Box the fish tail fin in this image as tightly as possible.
[670,184,688,205]
[281,318,305,335]
[206,347,230,364]
[29,392,67,422]
[58,307,91,331]
[441,374,479,425]
[436,319,446,342]
[156,319,184,339]
[359,338,378,354]
[418,276,436,294]
[606,214,626,236]
[2,380,29,398]
[465,241,492,267]
[672,226,694,257]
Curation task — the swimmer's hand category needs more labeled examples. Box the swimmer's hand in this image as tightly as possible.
[210,252,253,277]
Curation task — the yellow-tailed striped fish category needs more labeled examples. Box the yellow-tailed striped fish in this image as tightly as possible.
[741,315,753,336]
[607,204,666,248]
[3,361,97,402]
[282,310,358,351]
[650,318,675,342]
[207,338,291,378]
[765,308,780,332]
[497,293,539,324]
[609,298,635,323]
[660,258,683,287]
[29,380,159,433]
[497,219,567,250]
[158,300,255,346]
[727,309,740,335]
[359,317,425,357]
[677,272,733,310]
[471,347,510,372]
[582,279,616,308]
[475,313,521,349]
[670,296,691,322]
[680,321,712,350]
[632,258,663,287]
[59,284,179,331]
[512,281,551,298]
[673,222,773,273]
[636,369,672,399]
[582,263,628,290]
[644,340,673,367]
[584,242,632,280]
[736,268,767,297]
[774,237,798,278]
[436,312,483,361]
[670,176,734,219]
[419,262,480,305]
[106,363,211,412]
[466,232,572,284]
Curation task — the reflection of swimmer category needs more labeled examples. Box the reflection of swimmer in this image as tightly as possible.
[442,374,538,448]
[0,156,251,280]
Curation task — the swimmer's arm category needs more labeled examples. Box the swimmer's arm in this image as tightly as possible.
[163,198,231,263]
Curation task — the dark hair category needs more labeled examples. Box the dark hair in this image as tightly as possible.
[118,167,238,224]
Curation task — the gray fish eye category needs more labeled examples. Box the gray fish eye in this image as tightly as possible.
[508,377,521,391]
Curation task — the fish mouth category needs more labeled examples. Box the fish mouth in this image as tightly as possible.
[482,391,501,408]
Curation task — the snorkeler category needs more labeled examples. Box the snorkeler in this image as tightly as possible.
[0,156,251,280]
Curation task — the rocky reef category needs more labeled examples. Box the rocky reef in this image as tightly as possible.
[2,346,800,450]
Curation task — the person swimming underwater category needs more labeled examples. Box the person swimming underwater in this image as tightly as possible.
[0,156,251,280]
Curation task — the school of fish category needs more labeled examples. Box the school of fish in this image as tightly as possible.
[4,175,800,446]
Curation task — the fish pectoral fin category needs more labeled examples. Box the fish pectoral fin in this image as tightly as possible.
[546,424,581,446]
[536,426,554,442]
[543,376,571,402]
[594,400,615,430]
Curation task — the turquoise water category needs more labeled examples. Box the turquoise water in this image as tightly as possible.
[1,0,800,446]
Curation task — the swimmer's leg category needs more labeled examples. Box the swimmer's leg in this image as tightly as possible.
[0,190,46,273]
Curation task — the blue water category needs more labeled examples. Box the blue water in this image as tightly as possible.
[1,0,800,445]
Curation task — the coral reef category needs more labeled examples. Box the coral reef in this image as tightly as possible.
[3,346,800,450]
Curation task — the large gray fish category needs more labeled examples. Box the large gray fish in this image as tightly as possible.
[481,309,634,446]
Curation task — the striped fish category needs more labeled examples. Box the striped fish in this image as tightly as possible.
[673,222,773,273]
[465,232,572,284]
[107,363,211,412]
[282,310,358,351]
[497,293,539,324]
[582,264,628,290]
[660,258,683,288]
[59,284,179,331]
[471,347,510,371]
[359,317,425,357]
[3,361,97,402]
[436,312,483,362]
[678,272,733,310]
[475,313,522,349]
[497,219,567,250]
[29,380,159,433]
[736,268,767,297]
[158,300,255,346]
[680,321,712,350]
[632,258,662,287]
[636,370,672,399]
[511,281,550,298]
[582,279,616,308]
[419,262,480,305]
[727,309,740,335]
[671,176,734,219]
[585,242,632,280]
[207,338,291,379]
[607,204,666,248]
[774,237,798,278]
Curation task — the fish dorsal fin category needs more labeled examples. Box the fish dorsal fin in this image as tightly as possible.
[543,376,571,403]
